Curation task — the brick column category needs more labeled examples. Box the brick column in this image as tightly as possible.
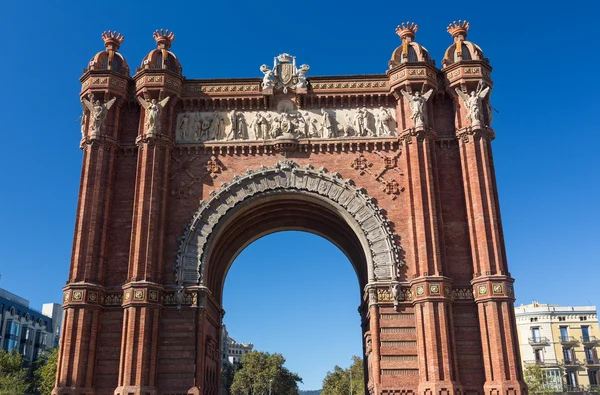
[54,67,127,394]
[456,126,526,395]
[114,96,174,395]
[446,60,526,394]
[400,124,462,395]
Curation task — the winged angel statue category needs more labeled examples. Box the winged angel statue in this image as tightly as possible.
[401,89,433,129]
[138,96,170,134]
[81,93,117,136]
[455,82,490,127]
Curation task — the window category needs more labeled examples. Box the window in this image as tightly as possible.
[558,316,566,321]
[590,370,599,386]
[563,347,573,363]
[560,326,569,341]
[534,349,544,363]
[580,316,588,321]
[4,321,20,351]
[566,371,578,387]
[582,326,590,342]
[530,317,538,322]
[532,327,541,342]
[585,348,594,362]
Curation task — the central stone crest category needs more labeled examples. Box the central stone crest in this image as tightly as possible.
[260,53,310,93]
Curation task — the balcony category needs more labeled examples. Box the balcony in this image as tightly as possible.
[586,357,600,367]
[528,337,550,346]
[562,358,581,368]
[559,336,579,345]
[564,385,585,392]
[523,359,559,367]
[581,336,600,346]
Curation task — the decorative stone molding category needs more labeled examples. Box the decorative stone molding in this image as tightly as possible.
[175,160,403,286]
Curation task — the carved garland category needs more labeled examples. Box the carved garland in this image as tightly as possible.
[175,160,403,286]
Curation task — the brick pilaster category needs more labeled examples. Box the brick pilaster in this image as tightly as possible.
[400,122,462,394]
[454,103,526,395]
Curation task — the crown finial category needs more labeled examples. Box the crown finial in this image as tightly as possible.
[101,31,124,50]
[396,22,418,41]
[153,29,175,49]
[447,20,470,40]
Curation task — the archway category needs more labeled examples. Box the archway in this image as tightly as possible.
[175,160,403,395]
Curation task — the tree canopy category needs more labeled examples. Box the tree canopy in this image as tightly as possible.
[321,356,364,395]
[0,349,28,395]
[230,351,302,395]
[522,363,556,395]
[34,348,58,395]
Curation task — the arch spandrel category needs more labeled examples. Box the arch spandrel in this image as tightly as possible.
[175,160,403,291]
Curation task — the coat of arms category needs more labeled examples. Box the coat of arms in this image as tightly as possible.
[260,53,310,93]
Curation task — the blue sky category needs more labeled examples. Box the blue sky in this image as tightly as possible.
[0,0,598,390]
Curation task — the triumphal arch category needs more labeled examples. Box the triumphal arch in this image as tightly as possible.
[55,21,527,395]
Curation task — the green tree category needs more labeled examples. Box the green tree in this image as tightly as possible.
[322,356,364,395]
[230,351,302,395]
[522,363,554,395]
[0,349,28,395]
[33,348,58,395]
[222,361,239,395]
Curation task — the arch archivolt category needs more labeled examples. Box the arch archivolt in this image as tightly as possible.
[175,160,403,287]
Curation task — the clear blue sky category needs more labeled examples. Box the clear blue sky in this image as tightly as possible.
[0,0,598,390]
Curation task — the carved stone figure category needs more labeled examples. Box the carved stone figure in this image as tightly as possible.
[194,113,203,141]
[233,112,248,140]
[138,96,170,135]
[260,64,275,89]
[376,107,393,136]
[80,106,88,138]
[209,111,225,140]
[401,89,433,129]
[342,113,353,137]
[201,117,211,141]
[177,113,190,140]
[82,93,116,135]
[390,283,400,306]
[354,108,370,137]
[252,113,270,139]
[320,109,335,138]
[295,112,307,138]
[296,64,310,89]
[455,82,489,127]
[267,114,281,139]
[279,112,292,134]
[226,112,237,141]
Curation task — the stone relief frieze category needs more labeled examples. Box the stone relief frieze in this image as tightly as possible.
[175,107,397,143]
[175,161,404,286]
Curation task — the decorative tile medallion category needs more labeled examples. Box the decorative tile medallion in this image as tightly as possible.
[492,283,503,294]
[478,285,488,295]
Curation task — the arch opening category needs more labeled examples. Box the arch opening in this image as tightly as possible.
[175,160,404,300]
[222,230,363,390]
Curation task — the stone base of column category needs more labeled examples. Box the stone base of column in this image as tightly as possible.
[418,381,462,395]
[113,386,158,395]
[52,387,96,395]
[483,381,526,395]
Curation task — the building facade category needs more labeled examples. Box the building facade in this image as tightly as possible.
[0,287,62,365]
[55,21,527,395]
[220,325,253,366]
[515,301,600,392]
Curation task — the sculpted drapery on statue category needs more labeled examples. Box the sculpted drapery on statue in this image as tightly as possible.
[81,93,116,135]
[401,89,433,129]
[455,81,490,127]
[138,96,170,134]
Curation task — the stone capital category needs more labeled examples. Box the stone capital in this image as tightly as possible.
[409,275,453,303]
[62,282,106,309]
[470,274,515,303]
